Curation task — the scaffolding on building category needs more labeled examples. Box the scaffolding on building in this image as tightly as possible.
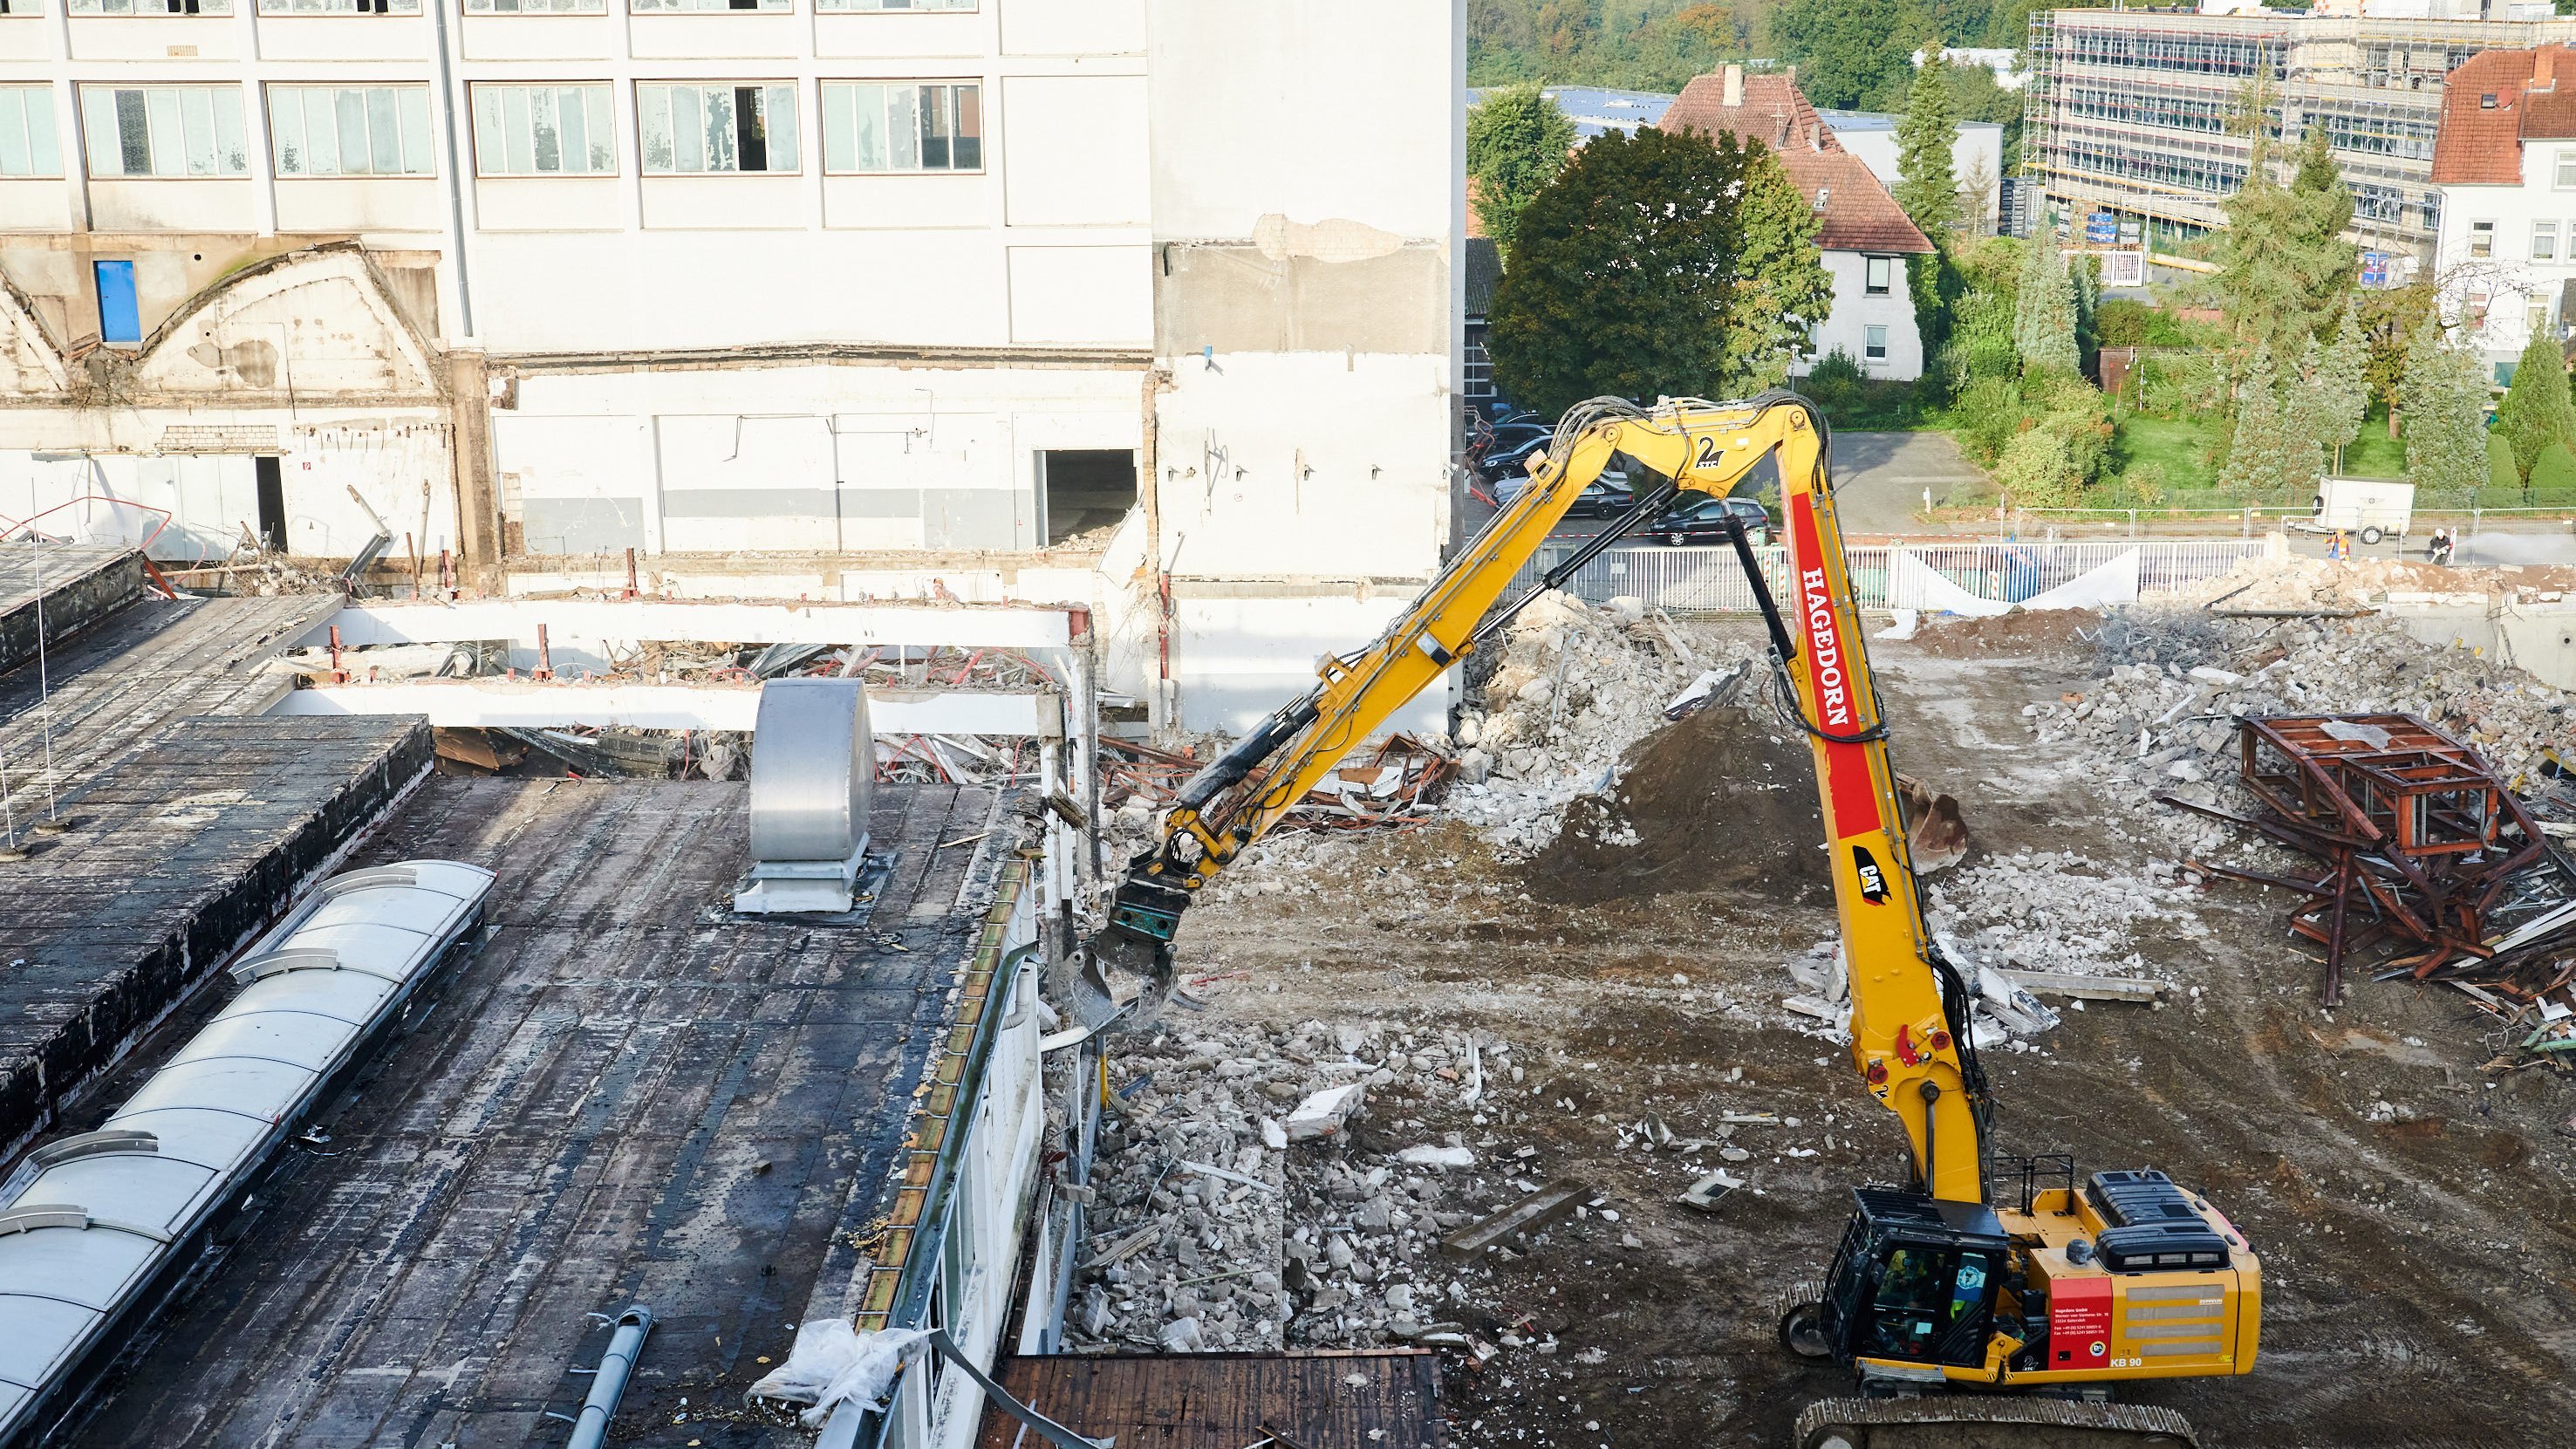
[2023,7,2576,256]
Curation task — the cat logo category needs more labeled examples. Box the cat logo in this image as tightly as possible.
[1853,846,1889,904]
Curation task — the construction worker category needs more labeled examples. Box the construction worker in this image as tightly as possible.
[2327,529,2351,562]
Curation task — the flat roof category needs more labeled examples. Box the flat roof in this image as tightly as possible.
[40,776,1026,1449]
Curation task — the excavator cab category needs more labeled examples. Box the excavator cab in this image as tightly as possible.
[1794,1189,2014,1375]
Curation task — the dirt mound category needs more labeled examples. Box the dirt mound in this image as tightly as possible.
[1906,608,2101,660]
[1524,705,1829,906]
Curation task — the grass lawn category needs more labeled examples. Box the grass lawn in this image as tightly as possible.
[2108,405,2409,490]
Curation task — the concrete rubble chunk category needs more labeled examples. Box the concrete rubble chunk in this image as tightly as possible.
[1396,1145,1475,1169]
[1285,1083,1368,1141]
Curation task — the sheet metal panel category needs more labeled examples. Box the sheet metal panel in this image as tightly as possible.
[0,1299,98,1391]
[748,678,875,864]
[170,1014,366,1075]
[100,1109,268,1172]
[0,1229,157,1310]
[120,1058,317,1124]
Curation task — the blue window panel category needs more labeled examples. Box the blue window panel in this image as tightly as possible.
[94,259,140,345]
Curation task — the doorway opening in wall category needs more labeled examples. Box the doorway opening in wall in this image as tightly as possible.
[254,456,287,552]
[1037,449,1138,549]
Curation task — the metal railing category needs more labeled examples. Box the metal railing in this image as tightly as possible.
[1503,537,2274,617]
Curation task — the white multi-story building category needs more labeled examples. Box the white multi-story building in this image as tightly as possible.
[2430,41,2576,382]
[0,0,1464,731]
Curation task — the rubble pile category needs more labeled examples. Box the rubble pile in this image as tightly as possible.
[1069,1018,1513,1354]
[2026,611,2573,823]
[1924,851,2207,978]
[2176,556,2576,612]
[1448,591,1755,855]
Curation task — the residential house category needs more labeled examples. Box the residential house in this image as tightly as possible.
[1814,108,2007,236]
[2430,43,2576,380]
[1657,65,1934,380]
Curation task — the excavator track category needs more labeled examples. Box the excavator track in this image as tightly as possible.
[1792,1396,2200,1449]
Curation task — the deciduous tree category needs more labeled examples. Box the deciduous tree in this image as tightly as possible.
[1775,0,1933,108]
[1488,126,1831,415]
[1467,85,1579,260]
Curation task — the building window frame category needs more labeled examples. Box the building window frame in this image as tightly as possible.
[817,79,981,174]
[1863,324,1889,361]
[268,83,435,178]
[1863,254,1896,297]
[817,0,971,8]
[78,82,249,178]
[0,84,63,176]
[637,80,798,174]
[469,81,616,176]
[67,0,230,14]
[2469,219,2495,259]
[256,0,420,14]
[461,0,606,11]
[2559,150,2576,190]
[2536,220,2560,263]
[630,0,788,13]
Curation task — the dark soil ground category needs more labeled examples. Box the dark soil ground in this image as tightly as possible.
[1173,618,2576,1449]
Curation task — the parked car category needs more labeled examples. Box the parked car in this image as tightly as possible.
[1648,494,1772,546]
[1493,466,1633,511]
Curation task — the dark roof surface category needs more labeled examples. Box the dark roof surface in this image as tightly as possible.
[1465,236,1501,318]
[50,776,1023,1449]
[974,1350,1445,1449]
[1657,72,1933,255]
[2433,45,2576,185]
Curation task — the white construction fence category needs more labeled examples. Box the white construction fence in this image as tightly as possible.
[1505,538,2278,617]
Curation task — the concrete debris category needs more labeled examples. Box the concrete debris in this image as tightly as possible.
[2178,556,2576,613]
[1677,1169,1743,1213]
[1438,1178,1592,1260]
[1285,1083,1368,1141]
[1067,1019,1532,1354]
[1445,591,1757,857]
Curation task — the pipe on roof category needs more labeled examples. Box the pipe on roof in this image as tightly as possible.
[565,1306,654,1449]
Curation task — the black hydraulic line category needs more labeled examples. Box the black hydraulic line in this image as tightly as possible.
[1720,516,1799,666]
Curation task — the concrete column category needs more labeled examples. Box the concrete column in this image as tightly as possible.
[446,346,502,591]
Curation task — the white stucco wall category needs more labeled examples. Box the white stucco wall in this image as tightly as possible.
[1794,249,1925,381]
[2436,140,2576,380]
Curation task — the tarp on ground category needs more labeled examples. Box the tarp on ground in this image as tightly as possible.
[1885,548,2141,616]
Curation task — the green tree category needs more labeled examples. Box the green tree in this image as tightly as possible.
[1467,85,1579,261]
[2356,283,2432,438]
[1724,143,1839,389]
[1775,0,1933,108]
[2215,124,2357,353]
[2012,232,2078,376]
[2220,349,2291,495]
[2298,301,2370,473]
[1468,0,1753,92]
[2494,329,2576,480]
[2532,440,2576,496]
[1488,126,1832,416]
[1894,55,1960,237]
[2490,433,2521,495]
[2400,319,2493,499]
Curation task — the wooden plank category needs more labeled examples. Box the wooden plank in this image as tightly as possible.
[1439,1176,1591,1260]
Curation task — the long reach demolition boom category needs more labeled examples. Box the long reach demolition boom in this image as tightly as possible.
[1078,393,2258,1447]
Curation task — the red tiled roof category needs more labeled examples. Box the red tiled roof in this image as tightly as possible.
[1662,72,1833,154]
[1657,70,1933,255]
[2432,45,2576,185]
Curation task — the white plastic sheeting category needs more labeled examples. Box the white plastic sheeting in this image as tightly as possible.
[0,859,492,1446]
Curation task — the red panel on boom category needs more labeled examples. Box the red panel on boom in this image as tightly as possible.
[1786,491,1883,841]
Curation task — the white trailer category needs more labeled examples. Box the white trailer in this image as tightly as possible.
[2293,478,2415,544]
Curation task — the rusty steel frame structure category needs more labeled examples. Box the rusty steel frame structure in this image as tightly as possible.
[2170,714,2548,1004]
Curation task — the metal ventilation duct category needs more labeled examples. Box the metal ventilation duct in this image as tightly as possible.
[735,678,875,914]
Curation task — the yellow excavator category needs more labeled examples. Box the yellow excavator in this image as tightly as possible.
[1075,393,2258,1447]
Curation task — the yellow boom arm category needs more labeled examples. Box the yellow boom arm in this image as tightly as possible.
[1088,394,1989,1204]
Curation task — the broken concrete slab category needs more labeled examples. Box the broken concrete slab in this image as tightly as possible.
[1285,1082,1367,1141]
[1439,1178,1590,1260]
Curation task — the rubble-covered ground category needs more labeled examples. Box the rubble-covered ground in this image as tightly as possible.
[1063,585,2576,1449]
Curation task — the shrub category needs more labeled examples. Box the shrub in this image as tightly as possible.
[2532,440,2576,496]
[2092,299,2155,349]
[1952,376,2023,462]
[2489,431,2521,493]
[1803,348,1867,412]
[1996,427,2084,509]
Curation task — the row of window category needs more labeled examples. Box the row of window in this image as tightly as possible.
[0,79,981,177]
[2465,218,2576,264]
[6,0,970,14]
